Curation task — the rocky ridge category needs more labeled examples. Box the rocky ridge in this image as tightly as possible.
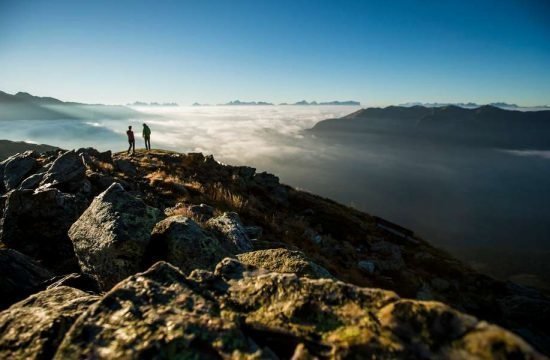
[0,147,548,358]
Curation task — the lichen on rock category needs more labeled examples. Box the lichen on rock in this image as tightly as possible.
[68,182,163,290]
[237,248,333,279]
[0,286,99,360]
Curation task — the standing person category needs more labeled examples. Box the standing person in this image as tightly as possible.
[142,123,151,151]
[126,126,135,155]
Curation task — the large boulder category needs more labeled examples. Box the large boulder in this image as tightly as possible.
[0,248,53,309]
[40,150,86,191]
[206,212,253,253]
[68,183,163,290]
[148,215,232,274]
[210,259,543,359]
[0,286,99,360]
[237,248,333,279]
[1,150,38,191]
[54,262,265,359]
[0,188,85,273]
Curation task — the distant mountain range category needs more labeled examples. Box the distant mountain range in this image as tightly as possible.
[399,102,550,110]
[127,101,179,107]
[282,100,361,106]
[221,100,274,106]
[212,100,361,106]
[311,105,550,149]
[0,91,144,121]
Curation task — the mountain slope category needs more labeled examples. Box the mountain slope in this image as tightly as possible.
[311,105,550,149]
[0,147,548,357]
[0,90,144,121]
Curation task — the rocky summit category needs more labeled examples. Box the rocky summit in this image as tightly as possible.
[0,147,549,359]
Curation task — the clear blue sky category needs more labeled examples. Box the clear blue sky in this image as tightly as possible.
[0,0,549,106]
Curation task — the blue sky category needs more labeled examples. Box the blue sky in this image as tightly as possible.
[0,0,549,106]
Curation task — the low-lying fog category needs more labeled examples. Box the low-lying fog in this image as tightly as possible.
[3,105,550,287]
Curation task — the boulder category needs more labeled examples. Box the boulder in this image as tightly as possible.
[378,299,541,359]
[237,248,332,279]
[188,203,215,221]
[68,183,163,290]
[211,259,543,359]
[0,188,85,273]
[148,215,231,274]
[0,248,53,309]
[77,148,113,164]
[1,150,38,191]
[113,159,137,176]
[54,262,265,359]
[0,286,99,360]
[40,150,86,191]
[19,172,45,190]
[86,171,116,192]
[206,212,253,253]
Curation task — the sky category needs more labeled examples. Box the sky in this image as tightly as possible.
[0,0,549,106]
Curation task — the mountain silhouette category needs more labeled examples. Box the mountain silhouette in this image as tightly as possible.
[0,91,144,121]
[311,105,550,149]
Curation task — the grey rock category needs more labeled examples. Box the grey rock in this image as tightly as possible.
[237,248,333,279]
[0,248,53,309]
[206,212,253,253]
[1,151,38,191]
[113,159,137,176]
[77,148,113,164]
[0,188,84,273]
[19,172,45,190]
[235,166,256,180]
[68,183,163,290]
[54,262,264,359]
[86,171,116,191]
[40,150,86,190]
[0,286,99,360]
[148,215,231,274]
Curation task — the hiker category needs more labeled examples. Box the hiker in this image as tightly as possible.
[126,126,135,155]
[143,123,151,150]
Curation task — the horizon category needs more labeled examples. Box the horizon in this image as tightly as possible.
[2,89,550,109]
[1,0,549,106]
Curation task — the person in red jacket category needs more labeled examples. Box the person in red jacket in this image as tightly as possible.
[126,126,135,155]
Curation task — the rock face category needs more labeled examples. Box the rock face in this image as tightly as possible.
[40,150,86,190]
[50,260,544,359]
[237,248,333,279]
[0,188,84,273]
[68,183,163,290]
[206,212,253,253]
[0,248,53,309]
[0,286,99,360]
[1,150,38,191]
[148,215,231,274]
[54,262,263,359]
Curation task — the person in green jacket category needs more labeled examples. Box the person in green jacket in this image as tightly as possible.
[142,123,151,150]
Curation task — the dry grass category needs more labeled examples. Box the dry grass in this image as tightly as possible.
[202,182,249,211]
[96,161,115,173]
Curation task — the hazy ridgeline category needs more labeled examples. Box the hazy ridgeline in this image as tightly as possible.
[2,105,549,286]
